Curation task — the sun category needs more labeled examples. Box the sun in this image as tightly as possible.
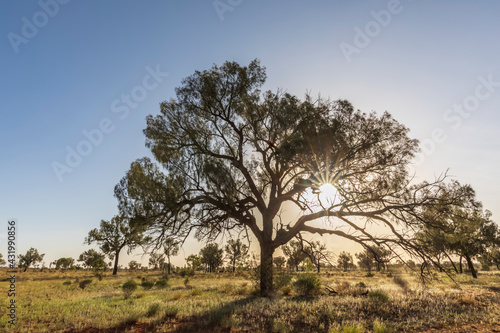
[302,183,341,210]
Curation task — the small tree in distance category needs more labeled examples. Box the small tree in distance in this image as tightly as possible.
[0,253,6,266]
[78,249,106,271]
[337,251,354,272]
[148,252,165,270]
[18,248,45,272]
[86,215,149,275]
[128,260,141,270]
[225,239,249,273]
[200,243,224,273]
[186,254,202,271]
[55,257,75,270]
[163,237,180,274]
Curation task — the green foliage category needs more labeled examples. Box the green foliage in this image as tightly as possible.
[200,243,224,273]
[164,306,179,319]
[63,280,72,286]
[329,324,365,333]
[337,251,354,272]
[55,257,74,270]
[373,319,395,333]
[146,303,161,317]
[141,280,154,290]
[355,281,367,288]
[0,253,5,266]
[79,279,92,290]
[85,215,149,275]
[293,272,321,295]
[122,280,138,298]
[282,241,306,271]
[155,279,169,288]
[179,267,195,277]
[128,260,141,270]
[225,239,249,272]
[78,249,106,271]
[274,270,292,290]
[18,247,45,272]
[368,290,389,303]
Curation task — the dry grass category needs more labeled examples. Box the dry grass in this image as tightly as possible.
[0,268,499,332]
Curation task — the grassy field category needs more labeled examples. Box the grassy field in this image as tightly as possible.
[1,268,499,332]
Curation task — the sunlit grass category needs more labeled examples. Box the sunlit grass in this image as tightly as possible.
[0,268,499,332]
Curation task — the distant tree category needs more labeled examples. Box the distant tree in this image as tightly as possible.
[274,256,286,269]
[337,251,353,272]
[128,260,141,270]
[18,248,45,272]
[415,181,498,278]
[148,252,165,270]
[186,254,202,271]
[225,239,249,273]
[282,240,306,272]
[0,253,6,266]
[85,215,148,275]
[162,237,180,274]
[356,249,375,273]
[78,249,106,271]
[200,243,224,273]
[55,257,75,270]
[298,238,331,273]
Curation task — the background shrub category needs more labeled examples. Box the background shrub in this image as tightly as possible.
[293,272,321,295]
[122,280,138,298]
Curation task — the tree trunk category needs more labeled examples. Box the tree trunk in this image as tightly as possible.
[459,256,463,273]
[465,255,477,278]
[260,244,274,297]
[444,252,458,274]
[167,256,171,275]
[232,259,236,273]
[112,251,120,275]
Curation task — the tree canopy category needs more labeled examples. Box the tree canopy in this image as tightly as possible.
[85,215,148,275]
[18,247,44,272]
[114,59,490,295]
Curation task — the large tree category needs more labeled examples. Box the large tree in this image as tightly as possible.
[85,215,148,275]
[18,248,44,272]
[115,59,460,296]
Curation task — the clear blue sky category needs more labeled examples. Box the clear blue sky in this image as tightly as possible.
[1,0,499,267]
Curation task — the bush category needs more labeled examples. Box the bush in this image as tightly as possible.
[155,279,169,288]
[146,303,161,317]
[164,306,179,319]
[392,275,409,291]
[281,285,292,295]
[63,280,72,286]
[365,273,374,278]
[368,290,389,303]
[79,279,92,290]
[293,272,321,295]
[355,281,367,288]
[141,281,154,290]
[122,280,138,298]
[180,268,195,277]
[274,270,292,290]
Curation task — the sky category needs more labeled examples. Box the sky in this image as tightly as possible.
[1,0,499,268]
